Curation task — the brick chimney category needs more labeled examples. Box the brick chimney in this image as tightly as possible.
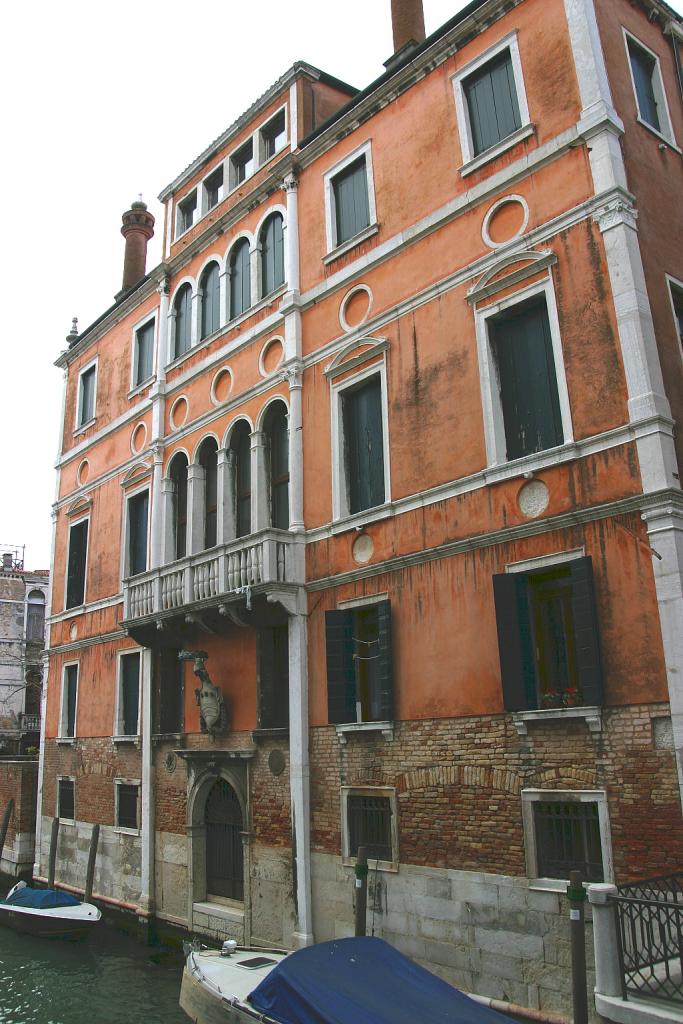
[119,197,155,296]
[390,0,426,57]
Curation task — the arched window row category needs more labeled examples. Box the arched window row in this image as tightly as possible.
[161,403,290,564]
[169,211,286,363]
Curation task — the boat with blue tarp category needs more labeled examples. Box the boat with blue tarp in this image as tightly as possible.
[0,880,101,937]
[180,935,514,1024]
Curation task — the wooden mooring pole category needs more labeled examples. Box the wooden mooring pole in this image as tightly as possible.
[84,824,99,902]
[0,799,14,862]
[354,845,368,937]
[47,817,59,888]
[568,869,588,1024]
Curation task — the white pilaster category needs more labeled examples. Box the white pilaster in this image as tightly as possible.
[187,463,205,554]
[283,173,300,296]
[251,430,269,531]
[161,477,176,564]
[139,648,155,914]
[285,367,304,531]
[150,444,164,569]
[288,599,313,947]
[217,448,236,545]
[587,884,622,998]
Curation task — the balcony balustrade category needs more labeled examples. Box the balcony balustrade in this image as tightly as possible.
[123,529,302,625]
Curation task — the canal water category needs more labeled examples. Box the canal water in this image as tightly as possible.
[0,922,188,1023]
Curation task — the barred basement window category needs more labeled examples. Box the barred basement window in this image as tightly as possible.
[493,556,604,712]
[325,600,393,724]
[534,800,603,881]
[116,783,140,831]
[342,787,398,868]
[58,778,75,821]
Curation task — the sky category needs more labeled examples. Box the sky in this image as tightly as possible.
[1,0,681,571]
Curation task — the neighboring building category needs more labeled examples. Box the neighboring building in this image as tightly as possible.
[0,547,47,754]
[38,0,683,1016]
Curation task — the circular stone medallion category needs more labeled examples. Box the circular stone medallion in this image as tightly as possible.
[518,480,550,518]
[352,533,374,564]
[269,749,286,776]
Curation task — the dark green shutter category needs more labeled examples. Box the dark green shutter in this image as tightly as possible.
[257,625,289,729]
[334,158,370,244]
[174,284,192,358]
[465,50,521,156]
[629,42,660,131]
[66,519,88,609]
[122,653,140,735]
[234,423,252,537]
[128,490,148,576]
[492,572,536,711]
[261,214,284,295]
[66,665,78,736]
[343,376,385,514]
[268,406,289,530]
[201,263,220,339]
[374,600,394,720]
[325,609,357,724]
[157,648,184,734]
[230,240,251,317]
[568,557,604,706]
[491,299,563,460]
[136,321,154,385]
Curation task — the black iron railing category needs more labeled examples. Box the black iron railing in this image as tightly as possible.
[613,873,683,1004]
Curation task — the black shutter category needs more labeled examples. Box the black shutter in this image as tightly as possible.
[344,377,385,514]
[122,653,140,735]
[569,557,604,707]
[66,519,88,609]
[325,609,356,724]
[492,572,536,711]
[257,625,289,729]
[158,648,184,734]
[66,665,78,736]
[375,600,394,720]
[128,491,149,576]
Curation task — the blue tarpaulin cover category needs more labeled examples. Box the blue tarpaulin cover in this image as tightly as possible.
[4,887,80,909]
[248,936,513,1024]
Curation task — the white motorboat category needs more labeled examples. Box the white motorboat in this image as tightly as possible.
[0,880,101,938]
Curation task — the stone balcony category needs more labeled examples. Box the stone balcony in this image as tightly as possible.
[122,529,304,641]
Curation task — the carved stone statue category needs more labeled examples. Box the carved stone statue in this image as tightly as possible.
[178,650,228,735]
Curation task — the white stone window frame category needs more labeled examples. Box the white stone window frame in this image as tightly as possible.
[64,512,90,613]
[330,357,391,523]
[113,649,142,743]
[57,775,76,824]
[200,161,226,217]
[474,275,573,469]
[451,31,533,177]
[120,482,151,583]
[257,103,289,166]
[521,788,613,891]
[665,273,683,359]
[623,29,678,150]
[341,785,399,873]
[323,140,379,260]
[58,660,79,743]
[114,777,141,835]
[129,311,157,395]
[175,186,199,241]
[74,356,98,433]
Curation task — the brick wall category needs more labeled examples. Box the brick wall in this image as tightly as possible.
[0,757,37,876]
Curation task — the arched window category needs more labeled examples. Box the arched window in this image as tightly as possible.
[199,262,220,340]
[230,421,251,538]
[229,239,251,319]
[264,401,289,530]
[173,284,192,359]
[198,437,219,550]
[260,213,284,297]
[169,453,189,559]
[26,590,45,642]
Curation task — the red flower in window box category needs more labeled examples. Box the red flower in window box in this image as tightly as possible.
[562,687,584,708]
[540,690,564,709]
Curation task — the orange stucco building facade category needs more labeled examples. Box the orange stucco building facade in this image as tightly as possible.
[40,0,683,1013]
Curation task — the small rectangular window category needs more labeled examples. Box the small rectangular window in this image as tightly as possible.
[204,166,224,211]
[61,664,78,738]
[489,297,563,461]
[231,140,254,188]
[533,800,604,881]
[77,365,96,427]
[347,794,393,862]
[325,600,393,725]
[127,490,149,577]
[134,320,155,387]
[333,157,370,246]
[119,652,140,736]
[177,191,197,235]
[116,783,140,830]
[66,519,88,609]
[625,33,674,143]
[58,778,75,821]
[464,49,522,157]
[261,110,287,160]
[342,375,385,515]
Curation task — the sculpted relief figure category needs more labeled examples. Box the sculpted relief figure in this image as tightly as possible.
[178,650,229,735]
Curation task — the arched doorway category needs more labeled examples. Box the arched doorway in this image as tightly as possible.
[205,779,244,901]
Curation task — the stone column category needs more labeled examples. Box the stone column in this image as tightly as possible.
[139,648,155,915]
[283,173,300,295]
[288,601,313,947]
[150,444,164,569]
[161,477,176,564]
[251,430,269,531]
[285,367,304,531]
[187,463,205,554]
[217,448,236,545]
[587,883,622,999]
